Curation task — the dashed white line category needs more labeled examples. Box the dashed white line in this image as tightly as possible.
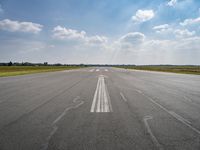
[143,116,164,150]
[105,69,108,72]
[90,75,112,112]
[96,69,100,72]
[120,92,127,102]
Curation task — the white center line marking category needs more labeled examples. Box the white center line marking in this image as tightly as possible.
[89,69,94,72]
[90,75,112,112]
[120,92,127,102]
[96,69,100,72]
[96,79,102,112]
[105,69,108,72]
[143,116,164,150]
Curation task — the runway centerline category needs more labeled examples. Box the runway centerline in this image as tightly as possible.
[90,75,112,113]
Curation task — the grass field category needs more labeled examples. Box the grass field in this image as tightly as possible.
[118,65,200,75]
[0,66,82,77]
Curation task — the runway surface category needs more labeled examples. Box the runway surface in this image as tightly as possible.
[0,67,200,150]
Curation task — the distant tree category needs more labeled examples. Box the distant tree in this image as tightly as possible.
[44,62,48,66]
[80,63,85,67]
[54,63,62,66]
[8,61,13,66]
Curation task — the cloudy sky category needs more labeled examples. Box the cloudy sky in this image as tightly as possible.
[0,0,200,64]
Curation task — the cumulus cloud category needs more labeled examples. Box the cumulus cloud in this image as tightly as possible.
[0,19,43,33]
[119,32,145,45]
[52,25,108,46]
[112,32,146,51]
[113,33,200,64]
[174,29,195,38]
[180,17,200,26]
[167,0,177,6]
[153,24,195,38]
[132,10,155,23]
[52,26,86,40]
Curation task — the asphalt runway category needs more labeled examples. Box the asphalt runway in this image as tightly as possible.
[0,67,200,150]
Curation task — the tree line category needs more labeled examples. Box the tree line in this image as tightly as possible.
[0,61,136,67]
[0,61,88,67]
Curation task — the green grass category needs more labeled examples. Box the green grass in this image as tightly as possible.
[117,65,200,75]
[0,66,82,77]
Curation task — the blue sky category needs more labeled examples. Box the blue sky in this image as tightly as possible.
[0,0,200,64]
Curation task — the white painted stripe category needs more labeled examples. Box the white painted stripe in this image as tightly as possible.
[96,69,100,72]
[101,80,104,112]
[90,75,112,112]
[90,78,100,112]
[105,69,108,72]
[96,79,102,112]
[102,77,108,112]
[103,79,108,112]
[105,80,113,112]
[89,69,94,72]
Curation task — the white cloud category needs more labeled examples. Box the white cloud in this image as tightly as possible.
[52,26,86,40]
[153,24,171,33]
[113,34,200,64]
[153,24,169,30]
[52,25,108,46]
[175,36,200,51]
[167,0,177,6]
[153,24,196,38]
[174,29,195,38]
[180,17,200,26]
[119,32,145,45]
[112,32,146,51]
[132,10,155,23]
[86,35,108,45]
[0,19,43,33]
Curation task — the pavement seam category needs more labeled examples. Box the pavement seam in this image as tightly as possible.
[136,90,200,135]
[0,74,92,130]
[41,96,84,150]
[143,116,164,150]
